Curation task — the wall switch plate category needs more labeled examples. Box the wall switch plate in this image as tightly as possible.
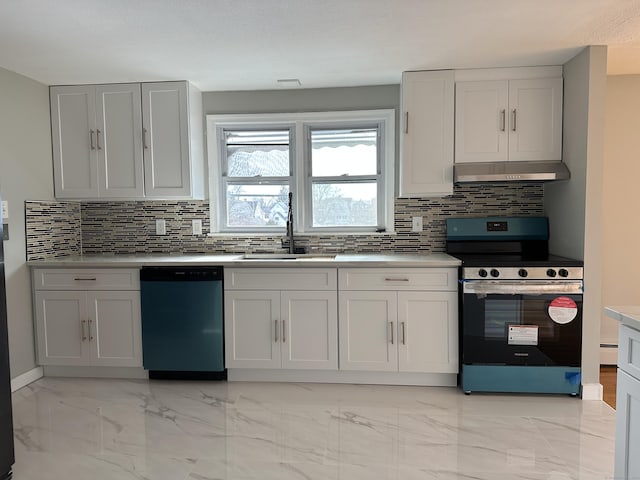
[412,216,423,232]
[155,219,166,235]
[2,201,8,220]
[192,219,202,235]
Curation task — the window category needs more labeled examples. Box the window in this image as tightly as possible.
[207,110,394,234]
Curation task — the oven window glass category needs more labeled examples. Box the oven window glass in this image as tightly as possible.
[485,299,521,338]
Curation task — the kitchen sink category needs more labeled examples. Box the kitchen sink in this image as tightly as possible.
[242,253,336,261]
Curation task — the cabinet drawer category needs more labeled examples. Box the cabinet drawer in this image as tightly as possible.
[339,268,457,291]
[33,268,140,291]
[225,268,337,291]
[619,324,640,381]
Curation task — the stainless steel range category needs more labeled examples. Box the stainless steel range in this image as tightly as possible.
[446,217,584,395]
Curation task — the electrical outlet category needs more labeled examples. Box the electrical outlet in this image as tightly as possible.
[155,219,166,235]
[1,201,8,220]
[192,219,202,235]
[412,216,423,232]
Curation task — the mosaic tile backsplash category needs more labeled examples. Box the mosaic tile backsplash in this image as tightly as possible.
[26,183,544,260]
[25,201,82,259]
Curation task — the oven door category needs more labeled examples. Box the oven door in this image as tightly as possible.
[461,280,583,366]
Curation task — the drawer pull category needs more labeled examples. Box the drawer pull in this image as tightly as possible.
[282,319,286,343]
[389,321,394,344]
[401,322,406,345]
[74,277,97,281]
[274,320,279,343]
[384,278,409,282]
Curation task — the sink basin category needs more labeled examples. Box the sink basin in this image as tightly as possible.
[242,253,336,261]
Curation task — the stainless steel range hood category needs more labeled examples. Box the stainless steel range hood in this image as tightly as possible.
[454,161,571,183]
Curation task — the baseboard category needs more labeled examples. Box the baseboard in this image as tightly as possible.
[43,366,148,379]
[581,382,604,401]
[11,366,44,392]
[600,345,618,365]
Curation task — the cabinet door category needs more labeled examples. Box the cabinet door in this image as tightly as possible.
[508,78,563,162]
[615,369,640,480]
[397,291,458,373]
[87,291,142,367]
[400,70,454,197]
[281,291,338,370]
[95,84,145,198]
[455,80,509,163]
[50,85,99,198]
[142,81,192,198]
[338,291,397,372]
[224,290,281,368]
[34,291,89,365]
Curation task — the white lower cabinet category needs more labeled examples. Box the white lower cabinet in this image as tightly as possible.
[224,268,338,370]
[33,269,142,367]
[615,324,640,479]
[338,268,458,374]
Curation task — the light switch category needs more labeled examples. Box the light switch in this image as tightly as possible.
[192,219,203,235]
[412,216,423,232]
[155,219,166,235]
[1,201,8,220]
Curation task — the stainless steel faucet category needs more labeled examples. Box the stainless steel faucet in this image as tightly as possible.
[285,191,295,254]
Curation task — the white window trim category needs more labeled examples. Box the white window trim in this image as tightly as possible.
[206,109,395,234]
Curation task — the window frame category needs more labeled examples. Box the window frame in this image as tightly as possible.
[207,110,395,234]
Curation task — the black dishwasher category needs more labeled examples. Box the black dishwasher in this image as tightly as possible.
[140,267,225,380]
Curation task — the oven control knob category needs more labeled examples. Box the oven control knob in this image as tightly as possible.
[546,268,557,278]
[478,269,488,278]
[558,268,569,278]
[518,269,528,278]
[490,269,500,278]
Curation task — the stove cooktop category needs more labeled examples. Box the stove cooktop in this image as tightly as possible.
[450,253,584,268]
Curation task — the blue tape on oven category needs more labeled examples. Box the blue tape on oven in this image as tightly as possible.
[565,371,581,385]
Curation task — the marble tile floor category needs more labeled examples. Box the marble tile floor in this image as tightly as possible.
[10,378,616,480]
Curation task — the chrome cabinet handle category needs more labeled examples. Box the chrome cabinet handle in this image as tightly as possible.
[274,320,279,343]
[389,321,394,345]
[282,320,286,343]
[74,277,97,281]
[404,112,409,134]
[143,128,149,149]
[511,109,517,132]
[81,319,87,341]
[96,129,102,150]
[89,130,96,150]
[384,278,409,282]
[88,319,94,341]
[500,109,506,132]
[401,322,406,345]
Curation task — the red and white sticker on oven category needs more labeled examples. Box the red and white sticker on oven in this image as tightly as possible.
[548,296,578,324]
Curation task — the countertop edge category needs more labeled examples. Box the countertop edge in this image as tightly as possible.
[27,254,462,269]
[604,306,640,331]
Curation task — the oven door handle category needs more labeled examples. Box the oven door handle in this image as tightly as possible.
[463,280,583,295]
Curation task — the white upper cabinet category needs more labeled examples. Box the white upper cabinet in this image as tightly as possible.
[50,81,204,200]
[400,70,455,197]
[455,76,563,163]
[142,82,204,199]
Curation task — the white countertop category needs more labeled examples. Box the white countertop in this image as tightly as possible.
[27,252,461,268]
[604,306,640,331]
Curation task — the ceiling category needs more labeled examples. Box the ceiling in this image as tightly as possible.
[2,0,640,91]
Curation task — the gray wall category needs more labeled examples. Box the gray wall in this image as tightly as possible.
[545,46,608,388]
[0,67,54,379]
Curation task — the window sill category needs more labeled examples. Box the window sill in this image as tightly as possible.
[206,230,396,238]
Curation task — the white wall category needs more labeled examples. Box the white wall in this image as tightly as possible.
[600,75,640,354]
[545,46,608,388]
[0,67,54,378]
